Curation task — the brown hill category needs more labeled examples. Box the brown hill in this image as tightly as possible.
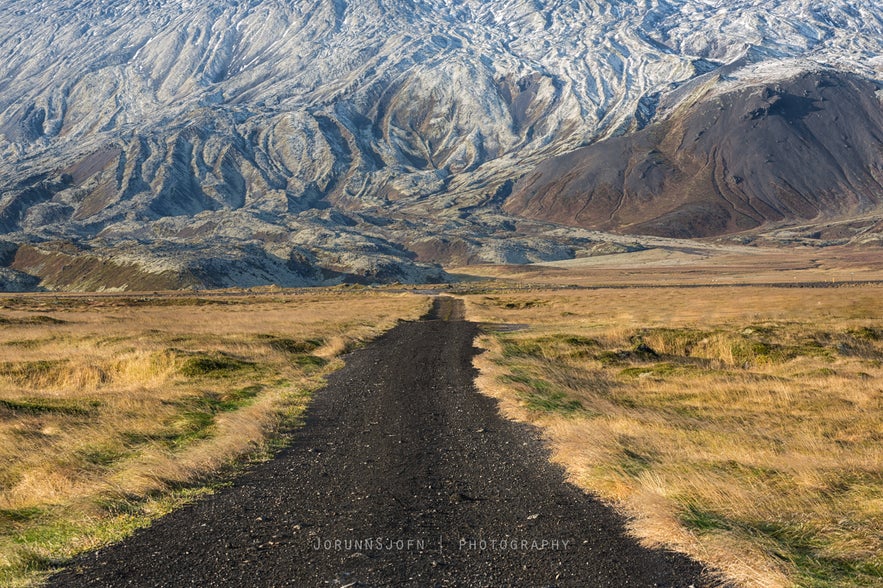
[505,71,883,238]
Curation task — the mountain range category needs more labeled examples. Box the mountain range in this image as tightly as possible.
[1,0,882,290]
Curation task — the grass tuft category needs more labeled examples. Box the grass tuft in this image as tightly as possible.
[178,354,253,378]
[262,336,324,354]
[0,398,99,416]
[292,355,329,370]
[501,371,584,414]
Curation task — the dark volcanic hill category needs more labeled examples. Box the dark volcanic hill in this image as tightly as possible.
[505,71,883,238]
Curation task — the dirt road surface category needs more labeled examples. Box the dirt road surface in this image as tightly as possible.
[49,297,709,587]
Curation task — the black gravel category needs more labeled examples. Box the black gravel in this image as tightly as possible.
[48,298,710,587]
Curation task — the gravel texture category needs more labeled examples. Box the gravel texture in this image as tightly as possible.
[49,297,710,587]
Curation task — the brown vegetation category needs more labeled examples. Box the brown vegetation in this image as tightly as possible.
[466,286,882,587]
[0,291,428,587]
[450,242,883,288]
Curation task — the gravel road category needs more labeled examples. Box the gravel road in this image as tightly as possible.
[49,297,709,587]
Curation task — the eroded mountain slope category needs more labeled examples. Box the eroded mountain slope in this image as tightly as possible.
[506,71,883,237]
[1,0,882,288]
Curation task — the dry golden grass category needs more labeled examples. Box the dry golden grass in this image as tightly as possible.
[0,291,429,587]
[466,286,882,588]
[450,243,883,288]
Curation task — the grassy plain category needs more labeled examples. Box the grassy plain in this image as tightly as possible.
[3,238,881,587]
[451,241,883,288]
[464,284,882,587]
[0,290,429,587]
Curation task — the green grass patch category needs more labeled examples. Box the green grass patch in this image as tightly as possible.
[119,431,165,448]
[596,350,629,365]
[179,354,253,377]
[752,521,882,587]
[848,327,883,341]
[11,516,81,554]
[222,384,263,406]
[0,397,99,416]
[0,508,45,534]
[619,447,654,476]
[159,385,268,450]
[76,444,130,468]
[259,336,324,354]
[680,507,882,586]
[729,338,783,365]
[0,360,67,385]
[502,371,584,414]
[165,410,215,448]
[292,355,328,370]
[2,338,51,349]
[522,390,583,414]
[710,459,780,477]
[499,337,546,358]
[681,504,733,532]
[0,487,216,586]
[725,337,828,365]
[596,347,659,365]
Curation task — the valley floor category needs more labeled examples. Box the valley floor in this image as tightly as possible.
[1,246,881,586]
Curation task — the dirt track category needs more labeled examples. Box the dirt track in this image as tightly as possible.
[49,297,708,587]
